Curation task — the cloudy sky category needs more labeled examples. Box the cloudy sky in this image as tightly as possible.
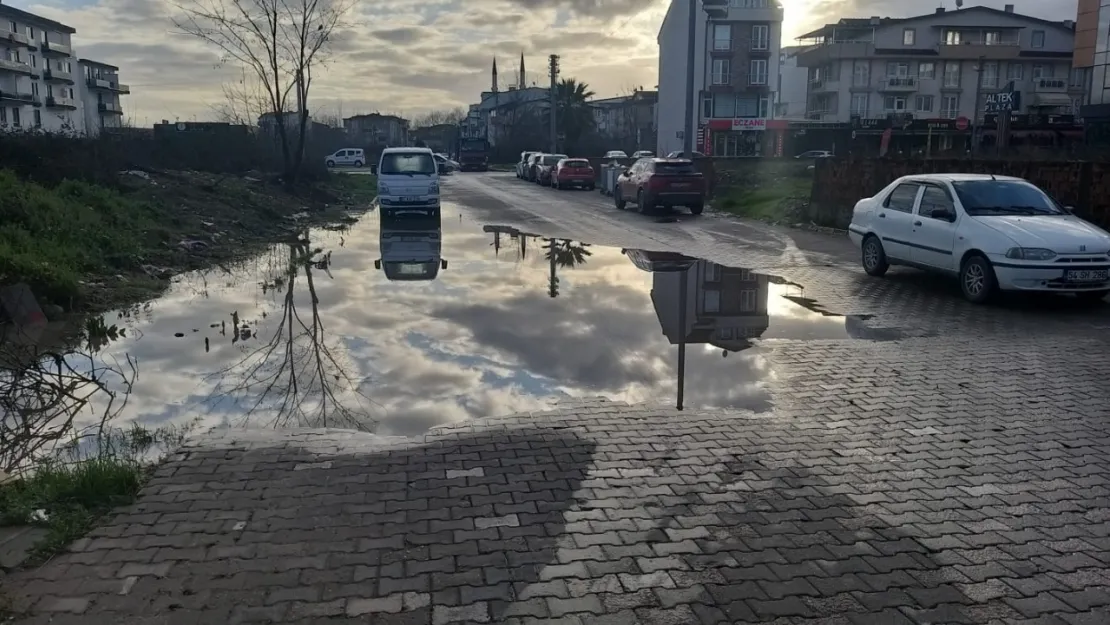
[19,0,1076,124]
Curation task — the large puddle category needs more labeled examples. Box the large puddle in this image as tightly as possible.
[1,204,897,439]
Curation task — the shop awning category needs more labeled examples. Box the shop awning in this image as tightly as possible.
[1033,93,1073,107]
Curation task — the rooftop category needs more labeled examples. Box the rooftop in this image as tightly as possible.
[0,4,76,34]
[79,59,119,71]
[798,6,1076,40]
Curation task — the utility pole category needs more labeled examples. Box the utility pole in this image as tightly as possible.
[683,0,697,158]
[972,56,984,157]
[549,54,559,153]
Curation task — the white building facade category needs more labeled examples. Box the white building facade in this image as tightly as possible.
[794,6,1082,124]
[0,5,127,135]
[776,45,809,119]
[657,0,785,157]
[79,59,128,136]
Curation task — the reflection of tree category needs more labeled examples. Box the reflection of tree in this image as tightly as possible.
[207,233,373,430]
[543,238,592,298]
[0,332,136,473]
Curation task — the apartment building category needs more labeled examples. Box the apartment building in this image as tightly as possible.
[0,4,128,135]
[794,5,1081,151]
[776,45,809,119]
[657,0,785,157]
[1074,0,1110,139]
[343,113,409,146]
[80,59,128,136]
[590,89,657,151]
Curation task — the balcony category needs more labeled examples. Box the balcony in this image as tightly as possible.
[809,77,837,92]
[0,58,34,76]
[0,90,35,105]
[1034,78,1068,93]
[795,41,874,68]
[46,96,76,109]
[0,31,32,48]
[937,42,1020,60]
[98,101,123,114]
[87,76,129,93]
[41,40,71,56]
[43,68,73,83]
[879,76,917,92]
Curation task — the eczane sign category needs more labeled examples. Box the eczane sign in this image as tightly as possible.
[731,118,767,131]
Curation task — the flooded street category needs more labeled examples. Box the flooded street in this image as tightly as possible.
[43,202,896,437]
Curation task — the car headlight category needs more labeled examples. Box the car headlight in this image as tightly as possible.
[379,183,390,194]
[428,182,439,194]
[1005,247,1057,261]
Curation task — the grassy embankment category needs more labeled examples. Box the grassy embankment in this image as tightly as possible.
[713,174,814,223]
[0,170,377,313]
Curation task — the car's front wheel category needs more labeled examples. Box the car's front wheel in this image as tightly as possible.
[354,160,363,168]
[960,254,997,304]
[690,203,704,215]
[861,235,889,277]
[326,160,335,168]
[637,189,650,215]
[614,187,626,210]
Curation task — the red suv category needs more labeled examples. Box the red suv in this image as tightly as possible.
[614,158,706,215]
[551,158,595,190]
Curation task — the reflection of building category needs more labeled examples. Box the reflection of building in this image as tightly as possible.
[376,215,445,281]
[652,260,770,352]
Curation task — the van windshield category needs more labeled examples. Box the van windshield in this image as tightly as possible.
[380,153,436,175]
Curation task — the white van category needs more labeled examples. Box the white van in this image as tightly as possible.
[377,147,440,218]
[325,148,365,168]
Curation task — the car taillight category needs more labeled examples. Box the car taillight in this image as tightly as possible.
[646,175,666,191]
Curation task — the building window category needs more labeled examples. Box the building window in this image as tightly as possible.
[886,62,909,77]
[702,95,712,119]
[12,108,20,127]
[25,26,33,39]
[919,62,935,79]
[7,21,15,33]
[740,289,758,312]
[1031,30,1045,48]
[751,25,769,50]
[852,60,869,87]
[30,83,38,97]
[903,28,915,46]
[712,59,730,84]
[749,59,768,85]
[1008,63,1023,81]
[1071,67,1086,87]
[944,30,961,45]
[0,108,6,124]
[729,0,769,7]
[1032,64,1049,79]
[943,62,961,88]
[29,54,35,68]
[883,95,908,111]
[850,93,868,116]
[703,289,720,313]
[758,96,769,117]
[33,110,40,127]
[713,92,735,117]
[941,95,959,119]
[705,264,721,282]
[980,62,998,88]
[984,31,1002,45]
[713,24,731,51]
[916,95,934,112]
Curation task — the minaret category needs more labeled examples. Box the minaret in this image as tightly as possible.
[492,57,498,93]
[519,52,526,89]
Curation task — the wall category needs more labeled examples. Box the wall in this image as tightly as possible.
[808,158,1110,230]
[777,46,809,119]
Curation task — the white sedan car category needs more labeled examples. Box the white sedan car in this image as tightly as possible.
[848,174,1110,304]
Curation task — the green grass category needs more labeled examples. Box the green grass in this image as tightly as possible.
[327,172,378,205]
[714,176,813,221]
[0,422,194,566]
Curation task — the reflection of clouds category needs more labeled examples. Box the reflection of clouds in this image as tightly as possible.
[65,203,790,435]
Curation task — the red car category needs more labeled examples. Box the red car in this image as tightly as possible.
[614,158,705,215]
[550,158,595,190]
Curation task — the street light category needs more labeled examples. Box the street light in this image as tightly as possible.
[685,0,729,158]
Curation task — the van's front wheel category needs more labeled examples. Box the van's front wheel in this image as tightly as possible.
[354,160,363,168]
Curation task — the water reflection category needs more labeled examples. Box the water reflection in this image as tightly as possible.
[376,214,446,281]
[205,231,374,431]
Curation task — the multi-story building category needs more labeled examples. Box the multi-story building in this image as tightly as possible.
[79,59,128,136]
[590,89,657,152]
[794,5,1081,152]
[776,45,809,119]
[1074,0,1110,141]
[343,113,409,146]
[657,0,785,157]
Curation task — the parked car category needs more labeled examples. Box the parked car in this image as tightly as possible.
[613,158,705,215]
[517,151,539,179]
[325,148,365,168]
[604,150,628,160]
[795,150,834,159]
[665,150,707,158]
[432,153,457,174]
[535,153,568,185]
[377,147,440,219]
[551,158,595,190]
[525,153,544,182]
[631,150,655,158]
[849,174,1110,304]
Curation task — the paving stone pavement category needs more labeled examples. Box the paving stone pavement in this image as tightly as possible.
[6,390,1110,624]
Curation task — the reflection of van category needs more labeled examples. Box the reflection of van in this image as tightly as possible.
[324,148,365,168]
[375,215,446,281]
[377,147,440,219]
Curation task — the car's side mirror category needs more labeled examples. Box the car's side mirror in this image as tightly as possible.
[930,208,956,222]
[1064,205,1076,214]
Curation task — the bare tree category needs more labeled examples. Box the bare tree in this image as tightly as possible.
[210,67,267,127]
[174,0,353,183]
[412,107,467,128]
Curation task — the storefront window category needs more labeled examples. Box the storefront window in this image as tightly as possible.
[713,131,764,157]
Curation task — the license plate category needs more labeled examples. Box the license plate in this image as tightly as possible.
[671,183,690,188]
[398,264,426,275]
[399,196,420,202]
[1066,269,1108,282]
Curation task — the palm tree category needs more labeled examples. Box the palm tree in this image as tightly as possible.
[543,239,592,298]
[555,78,596,151]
